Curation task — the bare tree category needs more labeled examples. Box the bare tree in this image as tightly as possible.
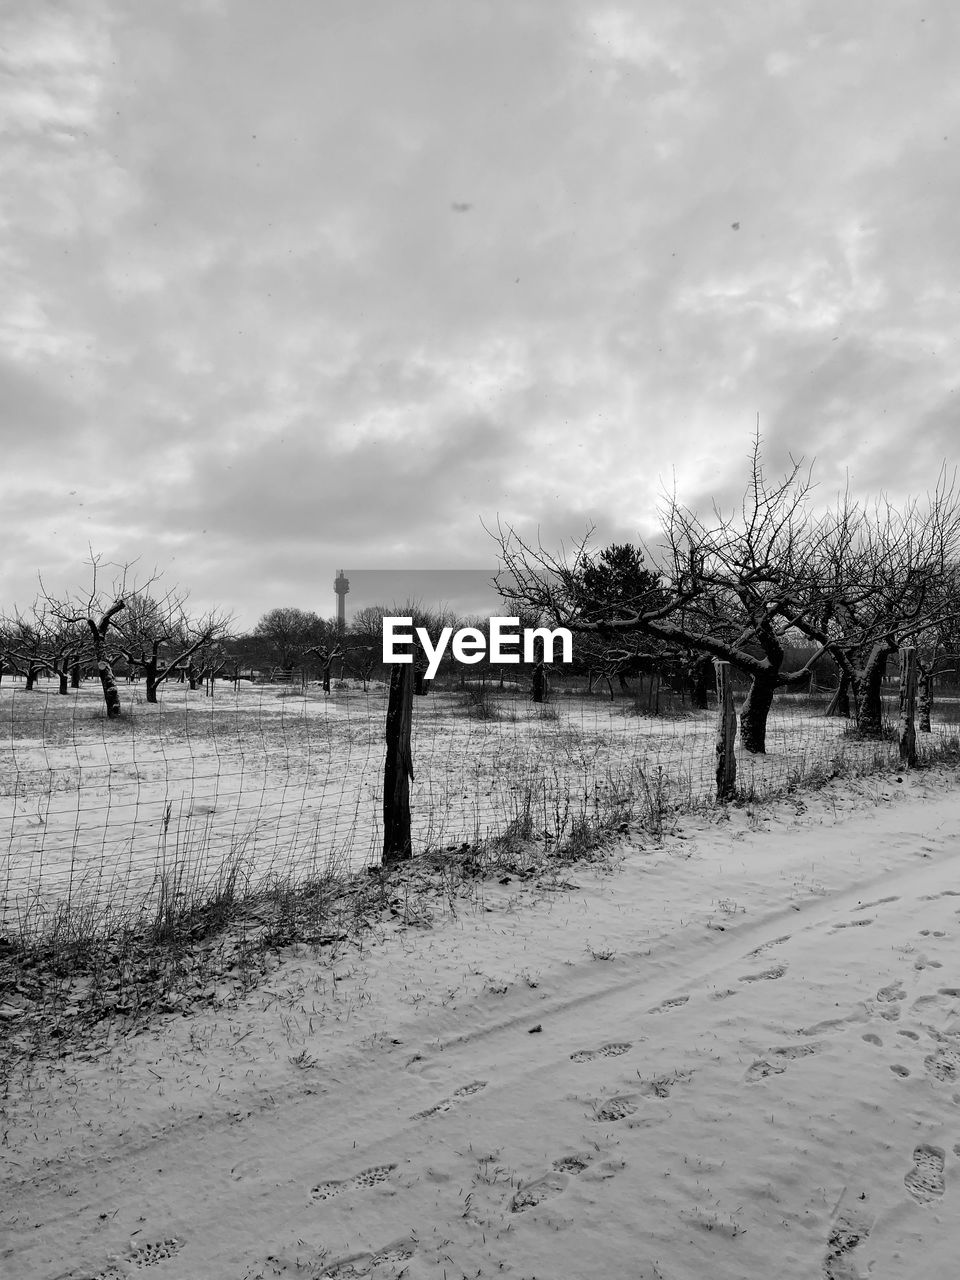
[113,591,232,703]
[912,585,960,730]
[788,473,960,736]
[494,440,830,753]
[38,553,169,717]
[306,632,344,693]
[3,606,53,691]
[1,601,91,695]
[49,620,87,694]
[85,596,126,718]
[0,623,9,687]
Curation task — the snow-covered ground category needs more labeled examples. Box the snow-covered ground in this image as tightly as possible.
[3,765,960,1279]
[1,678,940,926]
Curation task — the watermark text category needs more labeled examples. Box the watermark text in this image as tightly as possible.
[383,617,573,680]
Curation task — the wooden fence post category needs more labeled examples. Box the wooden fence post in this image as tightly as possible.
[898,645,917,766]
[383,663,414,865]
[714,659,737,801]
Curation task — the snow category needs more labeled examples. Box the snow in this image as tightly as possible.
[2,679,942,925]
[3,764,960,1279]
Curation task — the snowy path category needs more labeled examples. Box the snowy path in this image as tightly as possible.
[4,767,960,1280]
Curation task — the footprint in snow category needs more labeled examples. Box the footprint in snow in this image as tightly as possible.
[315,1236,418,1278]
[924,1046,960,1082]
[904,1144,946,1202]
[311,1163,396,1202]
[746,934,791,957]
[823,1212,870,1280]
[592,1096,638,1122]
[512,1153,617,1212]
[93,1238,185,1278]
[745,1058,785,1082]
[453,1079,488,1097]
[648,995,689,1013]
[511,1171,569,1212]
[877,981,905,1003]
[570,1042,632,1062]
[745,1042,820,1082]
[740,964,787,983]
[637,1069,692,1097]
[411,1080,487,1118]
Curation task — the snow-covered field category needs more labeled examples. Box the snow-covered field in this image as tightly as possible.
[1,678,952,927]
[3,766,960,1278]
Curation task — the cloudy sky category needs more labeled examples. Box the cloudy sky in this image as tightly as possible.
[2,1,958,629]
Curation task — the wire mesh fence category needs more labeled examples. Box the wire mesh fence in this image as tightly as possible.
[2,672,958,931]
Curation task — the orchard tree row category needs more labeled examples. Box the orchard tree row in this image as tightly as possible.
[495,438,960,753]
[0,556,233,716]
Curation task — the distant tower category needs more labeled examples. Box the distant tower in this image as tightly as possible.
[334,570,349,633]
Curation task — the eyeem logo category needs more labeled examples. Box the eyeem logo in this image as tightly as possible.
[383,617,573,680]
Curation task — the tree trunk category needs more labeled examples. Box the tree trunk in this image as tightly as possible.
[917,671,933,732]
[855,644,892,738]
[714,660,737,800]
[383,664,414,865]
[322,663,332,693]
[58,669,68,695]
[898,646,917,766]
[146,659,159,703]
[70,659,81,688]
[85,599,126,717]
[97,661,122,718]
[691,657,711,710]
[187,662,199,691]
[532,662,545,703]
[825,670,851,718]
[739,670,777,754]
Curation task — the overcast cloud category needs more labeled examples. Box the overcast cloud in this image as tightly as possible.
[2,1,958,627]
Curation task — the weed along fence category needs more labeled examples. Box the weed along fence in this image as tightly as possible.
[1,659,958,933]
